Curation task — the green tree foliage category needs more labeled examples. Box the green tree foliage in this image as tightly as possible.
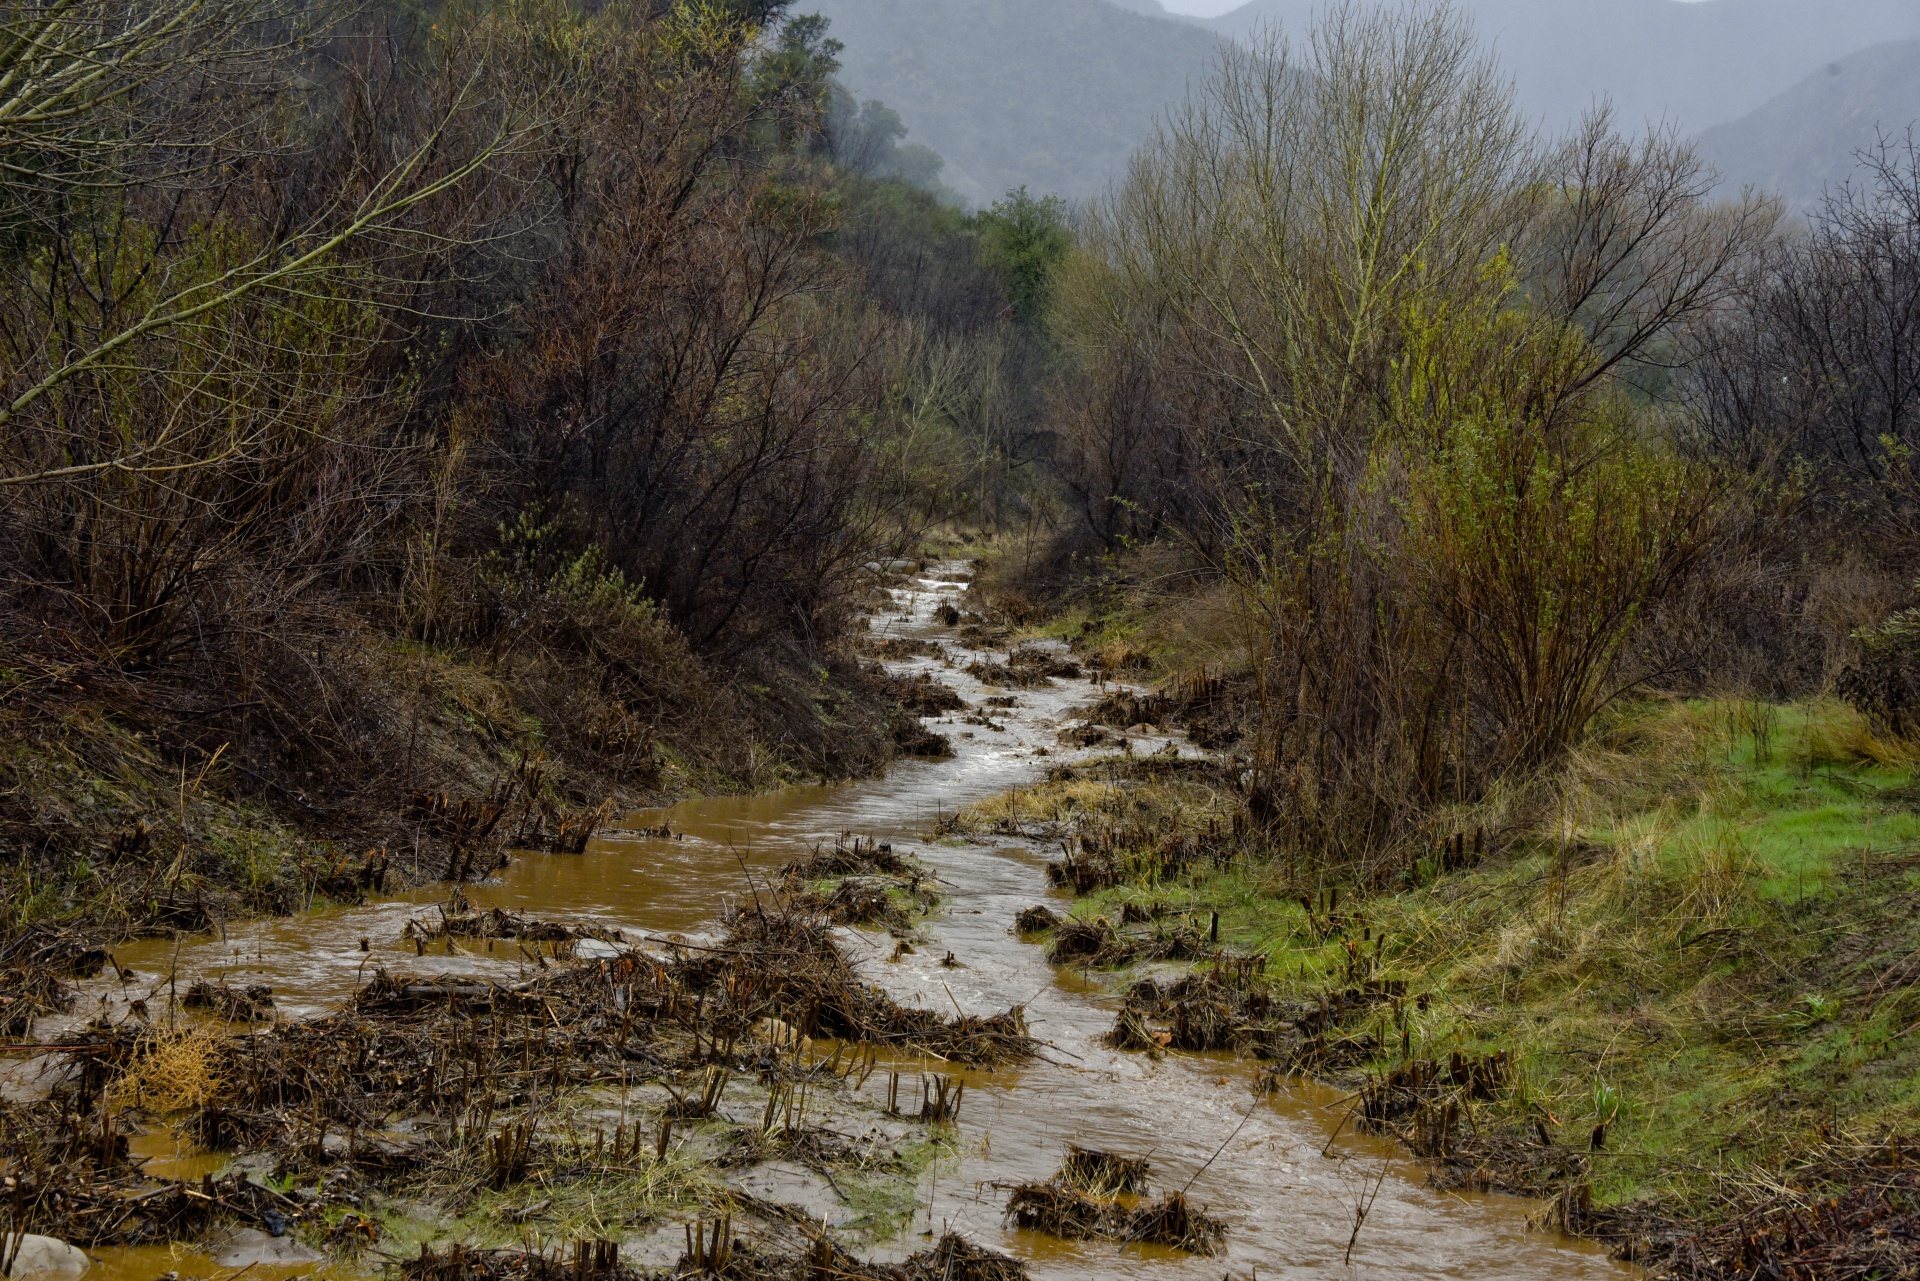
[977,187,1070,327]
[752,11,844,149]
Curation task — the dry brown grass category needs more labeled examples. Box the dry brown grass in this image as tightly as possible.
[108,1026,228,1113]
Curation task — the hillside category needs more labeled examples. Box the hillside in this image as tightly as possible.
[811,0,1222,204]
[1697,40,1920,213]
[1205,0,1920,135]
[810,0,1920,206]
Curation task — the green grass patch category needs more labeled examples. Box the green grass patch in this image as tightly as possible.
[1011,697,1920,1215]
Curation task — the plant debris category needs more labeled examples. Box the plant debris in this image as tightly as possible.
[1000,1149,1222,1255]
[1058,1146,1149,1195]
[179,979,275,1021]
[401,889,624,946]
[1043,915,1212,969]
[779,838,937,929]
[882,673,966,716]
[1013,905,1058,934]
[965,647,1081,689]
[1102,968,1404,1064]
[781,836,910,881]
[1,967,77,1037]
[1044,821,1236,894]
[403,1226,1030,1281]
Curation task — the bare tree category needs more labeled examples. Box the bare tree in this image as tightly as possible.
[0,0,519,492]
[1052,1,1761,878]
[1528,107,1779,395]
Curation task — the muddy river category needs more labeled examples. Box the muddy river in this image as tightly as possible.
[36,564,1630,1280]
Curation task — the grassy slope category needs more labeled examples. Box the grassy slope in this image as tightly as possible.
[969,696,1920,1216]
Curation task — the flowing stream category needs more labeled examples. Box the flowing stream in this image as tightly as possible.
[34,563,1632,1280]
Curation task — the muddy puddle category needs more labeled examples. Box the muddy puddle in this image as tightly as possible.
[30,563,1631,1280]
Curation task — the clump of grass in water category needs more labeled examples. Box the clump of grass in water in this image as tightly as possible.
[108,1026,228,1113]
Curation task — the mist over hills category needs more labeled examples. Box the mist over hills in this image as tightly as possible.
[811,0,1221,205]
[809,0,1920,207]
[1696,40,1920,215]
[1204,0,1920,135]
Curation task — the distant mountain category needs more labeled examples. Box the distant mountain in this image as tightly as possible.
[1203,0,1920,135]
[1696,41,1920,214]
[811,0,1222,205]
[808,0,1920,209]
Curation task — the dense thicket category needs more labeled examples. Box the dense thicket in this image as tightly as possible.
[11,0,1917,922]
[1032,5,1920,883]
[0,0,1033,916]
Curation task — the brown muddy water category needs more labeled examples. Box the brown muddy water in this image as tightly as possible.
[27,564,1631,1281]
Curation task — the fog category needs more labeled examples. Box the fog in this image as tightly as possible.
[815,0,1920,206]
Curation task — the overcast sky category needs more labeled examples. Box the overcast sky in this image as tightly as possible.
[1153,0,1246,13]
[1156,0,1712,12]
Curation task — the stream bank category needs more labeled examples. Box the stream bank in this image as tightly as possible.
[970,692,1920,1277]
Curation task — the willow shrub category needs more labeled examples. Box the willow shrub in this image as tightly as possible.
[1245,282,1728,883]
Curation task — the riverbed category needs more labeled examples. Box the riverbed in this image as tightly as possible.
[49,563,1630,1280]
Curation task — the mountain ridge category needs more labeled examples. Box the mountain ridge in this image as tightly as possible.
[1696,39,1920,214]
[809,0,1920,205]
[1203,0,1920,134]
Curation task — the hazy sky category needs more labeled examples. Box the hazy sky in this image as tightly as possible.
[1155,0,1248,13]
[1155,0,1713,12]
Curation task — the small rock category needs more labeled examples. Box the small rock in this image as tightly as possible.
[573,937,625,960]
[1,1235,87,1277]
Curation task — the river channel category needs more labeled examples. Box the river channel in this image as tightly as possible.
[41,563,1631,1280]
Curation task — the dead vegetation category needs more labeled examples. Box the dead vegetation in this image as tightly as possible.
[858,637,948,663]
[0,974,74,1036]
[179,980,275,1022]
[1324,1051,1604,1199]
[963,646,1081,689]
[1039,913,1214,969]
[401,1228,1030,1281]
[1,889,1037,1274]
[1058,1146,1148,1195]
[1012,905,1058,934]
[778,837,937,931]
[890,719,954,760]
[878,673,967,716]
[1079,669,1251,751]
[1000,1148,1223,1255]
[781,837,910,881]
[1044,816,1240,894]
[400,889,626,949]
[1536,1136,1920,1280]
[1104,968,1395,1065]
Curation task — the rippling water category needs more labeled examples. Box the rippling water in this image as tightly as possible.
[40,564,1631,1280]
